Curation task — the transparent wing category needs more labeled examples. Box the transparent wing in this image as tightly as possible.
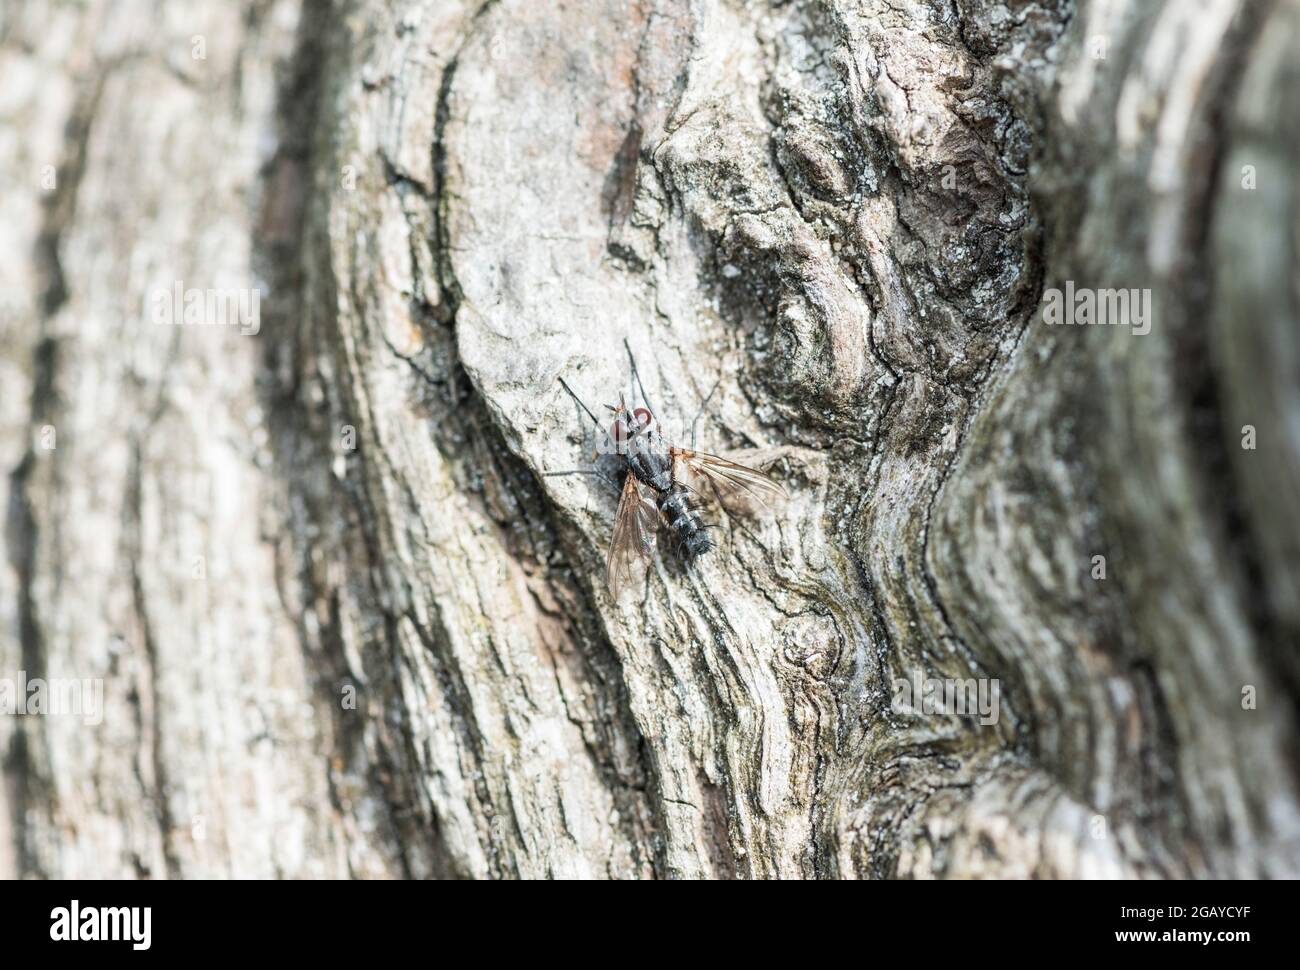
[606,473,660,597]
[672,448,787,508]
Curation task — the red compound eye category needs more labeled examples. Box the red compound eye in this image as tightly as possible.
[633,407,652,428]
[611,419,629,442]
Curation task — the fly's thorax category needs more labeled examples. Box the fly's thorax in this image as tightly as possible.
[626,427,673,491]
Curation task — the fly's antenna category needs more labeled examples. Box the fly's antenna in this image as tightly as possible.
[558,377,603,429]
[624,338,656,417]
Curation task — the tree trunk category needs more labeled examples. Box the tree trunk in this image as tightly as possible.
[2,0,1298,878]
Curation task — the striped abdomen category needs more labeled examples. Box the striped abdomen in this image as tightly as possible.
[658,486,712,561]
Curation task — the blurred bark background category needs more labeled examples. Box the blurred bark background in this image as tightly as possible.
[1,0,1297,878]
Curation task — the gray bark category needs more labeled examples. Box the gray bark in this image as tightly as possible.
[1,0,1298,878]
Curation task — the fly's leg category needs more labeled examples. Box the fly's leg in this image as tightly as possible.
[559,375,614,458]
[690,375,723,449]
[543,466,621,515]
[624,337,656,417]
[554,376,628,515]
[558,377,604,431]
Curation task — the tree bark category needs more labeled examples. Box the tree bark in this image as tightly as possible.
[2,0,1298,878]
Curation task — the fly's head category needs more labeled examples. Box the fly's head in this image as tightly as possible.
[605,398,655,457]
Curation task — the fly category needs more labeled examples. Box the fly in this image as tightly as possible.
[549,341,786,597]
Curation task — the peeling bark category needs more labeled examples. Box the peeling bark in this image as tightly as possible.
[2,0,1298,879]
